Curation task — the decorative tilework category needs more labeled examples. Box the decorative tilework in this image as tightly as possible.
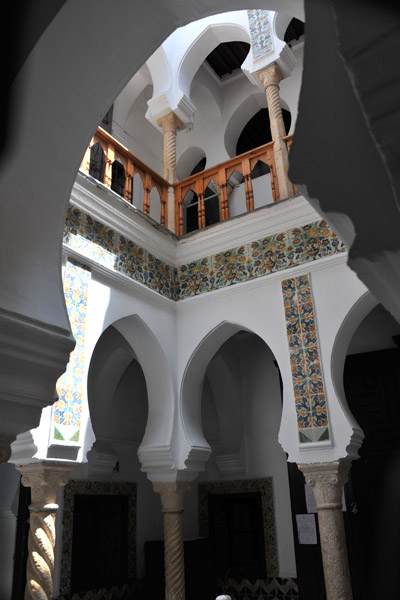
[64,206,346,301]
[247,10,273,60]
[198,479,278,576]
[60,480,136,596]
[53,259,91,443]
[217,577,299,600]
[281,274,330,444]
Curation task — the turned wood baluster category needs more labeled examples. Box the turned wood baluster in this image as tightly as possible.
[243,158,254,212]
[143,172,152,216]
[125,159,134,203]
[197,180,206,229]
[219,168,229,221]
[175,186,184,236]
[105,144,115,188]
[160,186,167,227]
[81,140,92,173]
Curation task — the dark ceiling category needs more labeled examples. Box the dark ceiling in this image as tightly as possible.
[284,17,305,45]
[236,108,291,156]
[205,41,250,78]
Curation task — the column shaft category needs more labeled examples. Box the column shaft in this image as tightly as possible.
[16,462,73,600]
[299,461,353,600]
[158,112,183,233]
[153,481,191,600]
[257,64,294,200]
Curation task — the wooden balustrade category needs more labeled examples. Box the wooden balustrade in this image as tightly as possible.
[173,139,289,237]
[80,127,169,227]
[80,129,295,237]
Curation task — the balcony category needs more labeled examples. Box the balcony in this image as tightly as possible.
[80,127,296,236]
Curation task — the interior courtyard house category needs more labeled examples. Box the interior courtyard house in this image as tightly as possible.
[1,1,400,599]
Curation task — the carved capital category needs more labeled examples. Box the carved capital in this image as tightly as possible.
[153,481,191,513]
[16,461,74,508]
[257,63,283,89]
[298,460,351,510]
[157,111,183,134]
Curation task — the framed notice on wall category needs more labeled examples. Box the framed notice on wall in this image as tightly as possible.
[295,514,317,545]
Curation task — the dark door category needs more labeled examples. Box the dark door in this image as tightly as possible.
[343,347,400,599]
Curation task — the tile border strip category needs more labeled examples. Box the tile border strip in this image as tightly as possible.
[64,205,346,302]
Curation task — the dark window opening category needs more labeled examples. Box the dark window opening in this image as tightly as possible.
[111,159,125,197]
[185,184,220,234]
[208,492,266,580]
[205,41,250,79]
[190,156,207,176]
[236,108,291,156]
[251,159,270,180]
[89,142,106,183]
[70,494,129,593]
[284,18,305,46]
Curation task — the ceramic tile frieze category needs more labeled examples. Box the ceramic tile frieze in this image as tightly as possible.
[64,206,346,301]
[53,259,91,443]
[247,9,273,60]
[60,480,136,596]
[217,577,299,600]
[281,274,330,444]
[198,478,278,576]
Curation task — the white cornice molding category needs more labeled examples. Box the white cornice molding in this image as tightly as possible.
[63,243,175,311]
[145,92,196,130]
[0,308,74,442]
[72,172,177,264]
[175,195,321,264]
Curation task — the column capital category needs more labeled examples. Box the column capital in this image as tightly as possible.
[16,461,74,508]
[257,63,284,89]
[153,481,191,513]
[298,460,351,509]
[157,111,183,134]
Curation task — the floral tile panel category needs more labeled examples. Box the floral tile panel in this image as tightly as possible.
[281,274,330,444]
[53,259,91,443]
[247,9,273,60]
[64,205,346,302]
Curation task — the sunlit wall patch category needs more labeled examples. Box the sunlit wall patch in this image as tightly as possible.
[281,274,331,444]
[52,259,91,444]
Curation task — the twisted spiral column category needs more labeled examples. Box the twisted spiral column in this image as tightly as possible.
[16,462,73,600]
[153,482,191,600]
[158,112,183,233]
[299,460,353,600]
[257,64,294,200]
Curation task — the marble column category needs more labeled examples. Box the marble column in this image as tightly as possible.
[257,64,294,200]
[15,462,73,600]
[153,481,191,600]
[158,112,183,233]
[299,460,353,600]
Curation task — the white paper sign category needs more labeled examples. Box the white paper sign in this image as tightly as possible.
[304,484,347,512]
[296,514,317,544]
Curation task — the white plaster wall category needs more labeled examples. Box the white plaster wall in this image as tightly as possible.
[279,42,304,135]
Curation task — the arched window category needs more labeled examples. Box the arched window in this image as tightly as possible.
[89,142,106,183]
[236,108,291,156]
[111,159,125,197]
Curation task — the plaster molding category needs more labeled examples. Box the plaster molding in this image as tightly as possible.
[72,173,177,264]
[183,444,212,475]
[63,243,175,310]
[175,195,320,263]
[146,92,196,130]
[86,440,119,477]
[9,431,39,465]
[0,308,75,441]
[137,444,175,477]
[216,452,245,476]
[0,435,15,464]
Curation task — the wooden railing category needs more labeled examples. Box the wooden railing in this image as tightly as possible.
[80,127,169,226]
[80,129,295,236]
[174,141,282,237]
